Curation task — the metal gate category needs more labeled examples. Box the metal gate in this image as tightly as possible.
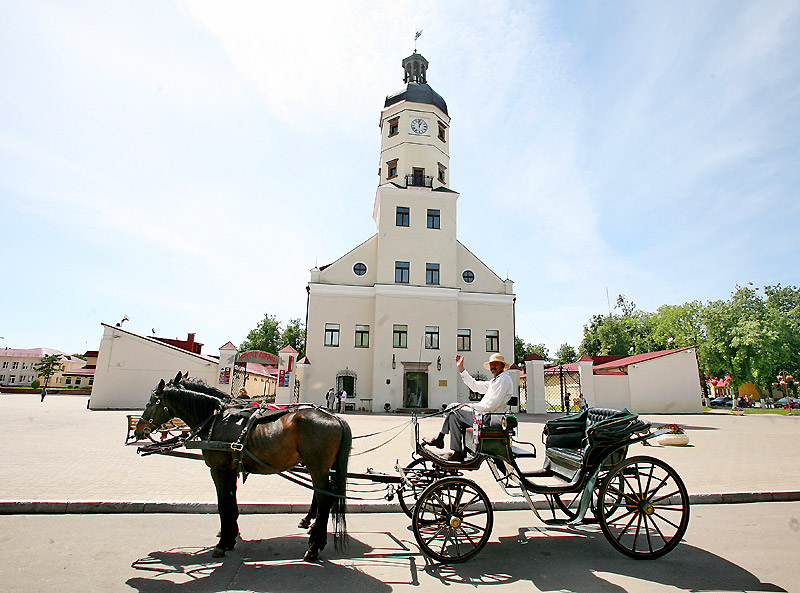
[231,354,247,397]
[544,365,581,413]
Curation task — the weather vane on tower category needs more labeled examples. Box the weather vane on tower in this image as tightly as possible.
[414,29,423,53]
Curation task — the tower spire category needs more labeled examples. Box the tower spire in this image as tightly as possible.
[402,51,428,84]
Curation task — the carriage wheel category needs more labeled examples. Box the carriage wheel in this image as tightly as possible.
[597,456,689,559]
[398,458,458,518]
[412,477,493,563]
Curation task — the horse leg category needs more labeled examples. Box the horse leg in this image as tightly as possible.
[210,466,239,558]
[298,494,317,530]
[304,474,333,562]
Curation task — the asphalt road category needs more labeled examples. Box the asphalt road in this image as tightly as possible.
[2,502,798,593]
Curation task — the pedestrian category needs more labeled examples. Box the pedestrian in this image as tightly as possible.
[423,353,512,462]
[340,388,348,413]
[579,393,588,411]
[336,388,343,413]
[40,387,47,402]
[326,388,335,410]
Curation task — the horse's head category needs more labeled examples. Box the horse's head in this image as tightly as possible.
[134,379,175,440]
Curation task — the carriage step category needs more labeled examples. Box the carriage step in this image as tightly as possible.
[511,446,536,458]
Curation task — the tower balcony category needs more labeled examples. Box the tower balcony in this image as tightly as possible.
[405,173,434,188]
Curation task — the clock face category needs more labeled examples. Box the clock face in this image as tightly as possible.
[410,118,429,135]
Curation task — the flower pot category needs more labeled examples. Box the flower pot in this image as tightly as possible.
[657,433,690,446]
[732,409,744,416]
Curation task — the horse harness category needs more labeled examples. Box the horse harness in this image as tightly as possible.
[183,403,317,475]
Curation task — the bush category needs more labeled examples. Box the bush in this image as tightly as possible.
[30,379,40,390]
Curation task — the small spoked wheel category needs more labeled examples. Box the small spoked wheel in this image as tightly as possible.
[597,456,690,559]
[412,477,493,563]
[398,457,458,518]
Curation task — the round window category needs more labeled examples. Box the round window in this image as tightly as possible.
[353,262,367,276]
[462,270,475,283]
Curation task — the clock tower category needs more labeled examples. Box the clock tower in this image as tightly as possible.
[378,52,450,191]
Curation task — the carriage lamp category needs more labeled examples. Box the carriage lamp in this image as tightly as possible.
[392,354,396,369]
[437,356,441,371]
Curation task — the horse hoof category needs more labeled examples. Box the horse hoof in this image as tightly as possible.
[212,547,226,558]
[303,550,319,562]
[298,518,311,529]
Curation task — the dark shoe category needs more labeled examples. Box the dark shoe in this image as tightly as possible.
[442,451,465,462]
[423,434,445,449]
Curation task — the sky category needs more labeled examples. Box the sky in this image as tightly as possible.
[2,0,799,359]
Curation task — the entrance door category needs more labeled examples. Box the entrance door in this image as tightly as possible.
[338,375,355,397]
[404,372,428,408]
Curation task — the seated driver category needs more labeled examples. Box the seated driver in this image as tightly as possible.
[423,353,513,461]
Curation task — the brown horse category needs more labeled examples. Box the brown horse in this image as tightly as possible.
[134,376,351,561]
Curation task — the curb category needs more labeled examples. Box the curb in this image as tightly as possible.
[3,491,799,514]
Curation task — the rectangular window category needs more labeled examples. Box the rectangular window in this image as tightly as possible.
[425,326,439,349]
[22,362,28,369]
[355,324,370,348]
[386,158,398,180]
[457,329,471,351]
[426,263,439,285]
[395,261,409,283]
[75,378,81,385]
[427,209,440,229]
[396,206,409,226]
[65,377,72,385]
[437,162,447,183]
[89,378,94,386]
[9,376,15,384]
[2,361,7,369]
[486,330,499,352]
[393,324,408,348]
[12,362,19,369]
[324,323,340,347]
[0,375,4,382]
[388,116,400,137]
[438,121,447,142]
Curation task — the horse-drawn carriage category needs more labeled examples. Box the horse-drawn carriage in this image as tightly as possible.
[130,373,689,564]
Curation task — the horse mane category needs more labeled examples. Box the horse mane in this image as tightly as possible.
[170,372,230,401]
[161,384,223,425]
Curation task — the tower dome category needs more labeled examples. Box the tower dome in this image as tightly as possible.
[384,53,448,115]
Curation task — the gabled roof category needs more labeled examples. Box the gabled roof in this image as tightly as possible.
[592,347,696,371]
[101,323,219,363]
[219,342,237,350]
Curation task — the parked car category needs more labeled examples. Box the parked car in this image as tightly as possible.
[709,397,733,408]
[774,397,800,409]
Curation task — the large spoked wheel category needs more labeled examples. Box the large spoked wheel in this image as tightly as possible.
[412,477,493,563]
[597,456,690,559]
[398,457,458,518]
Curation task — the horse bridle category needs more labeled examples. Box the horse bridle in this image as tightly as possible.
[140,394,170,436]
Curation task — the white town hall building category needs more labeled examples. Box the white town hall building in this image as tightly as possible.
[299,52,516,412]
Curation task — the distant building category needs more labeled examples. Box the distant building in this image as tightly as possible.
[0,347,85,388]
[300,52,516,411]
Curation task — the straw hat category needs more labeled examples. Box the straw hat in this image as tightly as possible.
[483,353,510,370]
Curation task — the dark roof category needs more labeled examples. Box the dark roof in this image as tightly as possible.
[385,82,448,115]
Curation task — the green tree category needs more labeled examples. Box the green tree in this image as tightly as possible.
[240,314,283,355]
[32,354,64,389]
[554,343,577,365]
[281,318,306,359]
[579,295,657,355]
[515,336,549,364]
[240,314,307,359]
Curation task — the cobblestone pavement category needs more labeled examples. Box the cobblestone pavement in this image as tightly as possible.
[1,394,799,509]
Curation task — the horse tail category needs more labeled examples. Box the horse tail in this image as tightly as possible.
[331,417,351,550]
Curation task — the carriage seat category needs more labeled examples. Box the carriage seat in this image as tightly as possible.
[544,408,647,480]
[464,413,529,457]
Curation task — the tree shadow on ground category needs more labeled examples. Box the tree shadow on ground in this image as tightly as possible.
[423,523,785,593]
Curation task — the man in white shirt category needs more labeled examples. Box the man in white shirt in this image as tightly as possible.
[423,353,513,461]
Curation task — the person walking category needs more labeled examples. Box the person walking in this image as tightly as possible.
[423,353,512,461]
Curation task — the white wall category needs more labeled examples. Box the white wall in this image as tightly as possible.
[592,375,632,411]
[90,325,219,410]
[628,350,703,413]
